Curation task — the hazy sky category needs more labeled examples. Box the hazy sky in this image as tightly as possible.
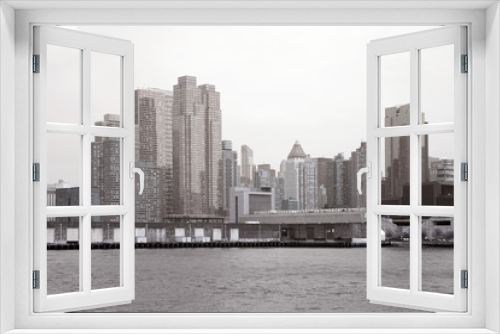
[49,25,455,185]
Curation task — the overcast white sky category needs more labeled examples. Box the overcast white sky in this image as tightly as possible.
[49,25,455,185]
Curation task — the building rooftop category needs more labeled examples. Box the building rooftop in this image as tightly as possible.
[287,141,307,159]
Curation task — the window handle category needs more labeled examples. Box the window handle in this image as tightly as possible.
[129,162,145,195]
[357,162,371,195]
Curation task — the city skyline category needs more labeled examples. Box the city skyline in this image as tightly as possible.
[65,25,454,170]
[48,26,455,189]
[48,80,454,209]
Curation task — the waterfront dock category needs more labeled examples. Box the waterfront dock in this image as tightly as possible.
[47,240,396,250]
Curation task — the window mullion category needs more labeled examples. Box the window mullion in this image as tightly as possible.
[409,47,420,294]
[82,48,92,294]
[82,214,91,293]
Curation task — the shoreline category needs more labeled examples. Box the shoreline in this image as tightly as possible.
[47,240,453,250]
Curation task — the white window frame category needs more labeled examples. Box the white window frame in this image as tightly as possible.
[0,1,499,333]
[366,26,467,312]
[32,25,136,313]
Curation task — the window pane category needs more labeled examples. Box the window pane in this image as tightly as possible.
[423,133,454,206]
[91,136,121,205]
[380,52,410,127]
[381,215,410,290]
[91,216,121,290]
[47,216,81,295]
[381,136,410,205]
[47,133,81,206]
[421,216,454,294]
[91,52,121,127]
[420,44,454,124]
[46,44,81,124]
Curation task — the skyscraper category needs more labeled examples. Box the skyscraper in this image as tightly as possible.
[173,76,223,215]
[383,104,428,203]
[200,84,223,215]
[331,153,350,208]
[350,141,367,208]
[281,141,318,210]
[255,164,275,189]
[222,140,238,215]
[135,88,174,222]
[91,114,120,223]
[240,145,255,188]
[301,155,318,210]
[313,157,332,209]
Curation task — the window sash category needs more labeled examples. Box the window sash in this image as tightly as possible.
[366,26,468,312]
[32,25,135,313]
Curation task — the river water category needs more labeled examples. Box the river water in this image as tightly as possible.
[47,245,453,313]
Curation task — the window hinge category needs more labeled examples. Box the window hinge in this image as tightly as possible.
[33,54,40,73]
[461,54,468,73]
[33,270,40,289]
[33,163,40,182]
[461,270,468,289]
[461,162,468,181]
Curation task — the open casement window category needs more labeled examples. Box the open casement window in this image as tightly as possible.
[33,26,137,312]
[365,26,467,312]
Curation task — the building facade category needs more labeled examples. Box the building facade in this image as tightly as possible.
[313,157,333,209]
[240,144,255,188]
[350,142,367,208]
[281,141,318,210]
[222,140,239,215]
[173,76,223,215]
[330,153,351,208]
[229,187,275,223]
[135,88,174,221]
[91,114,121,223]
[382,104,428,203]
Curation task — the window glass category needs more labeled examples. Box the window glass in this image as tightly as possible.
[47,133,81,206]
[47,217,81,294]
[91,136,121,206]
[381,136,411,205]
[91,52,121,127]
[420,44,454,124]
[380,52,410,127]
[91,216,121,290]
[46,44,81,124]
[420,216,454,294]
[381,215,410,290]
[422,133,454,206]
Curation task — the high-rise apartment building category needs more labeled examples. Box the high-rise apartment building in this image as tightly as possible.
[135,88,174,222]
[281,141,318,210]
[91,114,120,223]
[330,153,350,208]
[200,84,223,215]
[254,169,272,189]
[257,164,275,178]
[313,157,332,209]
[254,164,283,210]
[273,175,285,210]
[350,142,367,208]
[222,140,238,215]
[255,164,275,189]
[301,155,318,210]
[240,145,255,188]
[173,76,223,215]
[383,104,429,203]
